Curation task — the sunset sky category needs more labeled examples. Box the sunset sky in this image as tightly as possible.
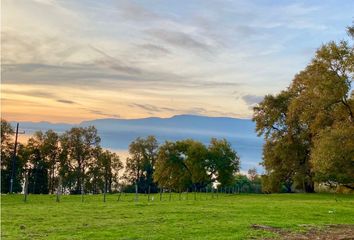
[2,0,353,123]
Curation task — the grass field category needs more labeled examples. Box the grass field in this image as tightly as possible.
[1,193,354,239]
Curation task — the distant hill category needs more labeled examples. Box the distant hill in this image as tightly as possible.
[14,115,263,171]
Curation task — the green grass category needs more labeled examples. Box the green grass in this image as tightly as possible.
[1,193,353,239]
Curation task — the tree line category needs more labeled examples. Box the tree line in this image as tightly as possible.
[123,136,240,193]
[1,124,123,194]
[1,121,251,194]
[253,24,354,193]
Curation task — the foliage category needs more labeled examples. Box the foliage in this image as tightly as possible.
[154,138,239,191]
[233,171,262,193]
[60,126,101,194]
[24,130,60,194]
[254,25,354,192]
[88,148,123,193]
[154,141,192,191]
[124,136,159,193]
[1,119,26,193]
[0,123,124,194]
[311,124,354,187]
[208,138,240,187]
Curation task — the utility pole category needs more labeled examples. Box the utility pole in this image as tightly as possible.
[10,123,25,194]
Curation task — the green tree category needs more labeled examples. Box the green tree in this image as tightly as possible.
[124,136,158,193]
[1,119,14,149]
[311,124,354,188]
[1,119,26,193]
[88,148,123,193]
[154,138,239,191]
[154,139,209,191]
[25,130,60,194]
[154,141,192,191]
[287,35,353,190]
[254,25,353,192]
[208,138,240,187]
[60,126,101,194]
[1,119,14,193]
[41,130,60,193]
[178,139,209,189]
[234,174,251,192]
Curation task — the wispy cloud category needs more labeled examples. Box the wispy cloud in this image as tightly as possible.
[129,103,175,113]
[57,99,76,104]
[88,110,121,119]
[137,44,171,55]
[146,29,215,53]
[116,1,161,22]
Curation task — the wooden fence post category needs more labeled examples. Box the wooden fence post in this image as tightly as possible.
[23,172,29,202]
[56,176,62,203]
[148,186,151,202]
[135,182,138,202]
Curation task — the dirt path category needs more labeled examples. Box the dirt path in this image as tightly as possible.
[251,224,354,240]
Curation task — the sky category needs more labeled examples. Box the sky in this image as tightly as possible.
[2,0,354,123]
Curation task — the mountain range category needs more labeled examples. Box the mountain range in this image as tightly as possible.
[14,115,264,172]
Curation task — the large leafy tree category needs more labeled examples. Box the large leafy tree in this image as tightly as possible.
[253,91,309,192]
[124,136,159,193]
[154,139,209,191]
[207,138,240,187]
[154,138,239,191]
[177,139,209,189]
[254,25,354,192]
[88,147,123,193]
[60,126,101,194]
[24,145,49,194]
[25,130,61,194]
[153,141,192,191]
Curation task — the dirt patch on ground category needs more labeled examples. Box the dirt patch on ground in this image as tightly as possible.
[251,224,354,240]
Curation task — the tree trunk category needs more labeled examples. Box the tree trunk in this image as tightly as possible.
[304,180,315,193]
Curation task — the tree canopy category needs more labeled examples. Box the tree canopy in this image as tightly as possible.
[154,138,239,191]
[254,25,354,192]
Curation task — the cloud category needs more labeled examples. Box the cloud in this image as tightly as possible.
[242,95,264,105]
[3,88,57,99]
[146,29,214,53]
[88,110,121,119]
[57,99,76,104]
[88,45,143,75]
[129,103,243,118]
[138,44,171,55]
[184,107,243,118]
[116,1,161,22]
[130,103,175,113]
[2,62,242,90]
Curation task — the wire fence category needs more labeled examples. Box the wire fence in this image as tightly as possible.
[19,188,254,203]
